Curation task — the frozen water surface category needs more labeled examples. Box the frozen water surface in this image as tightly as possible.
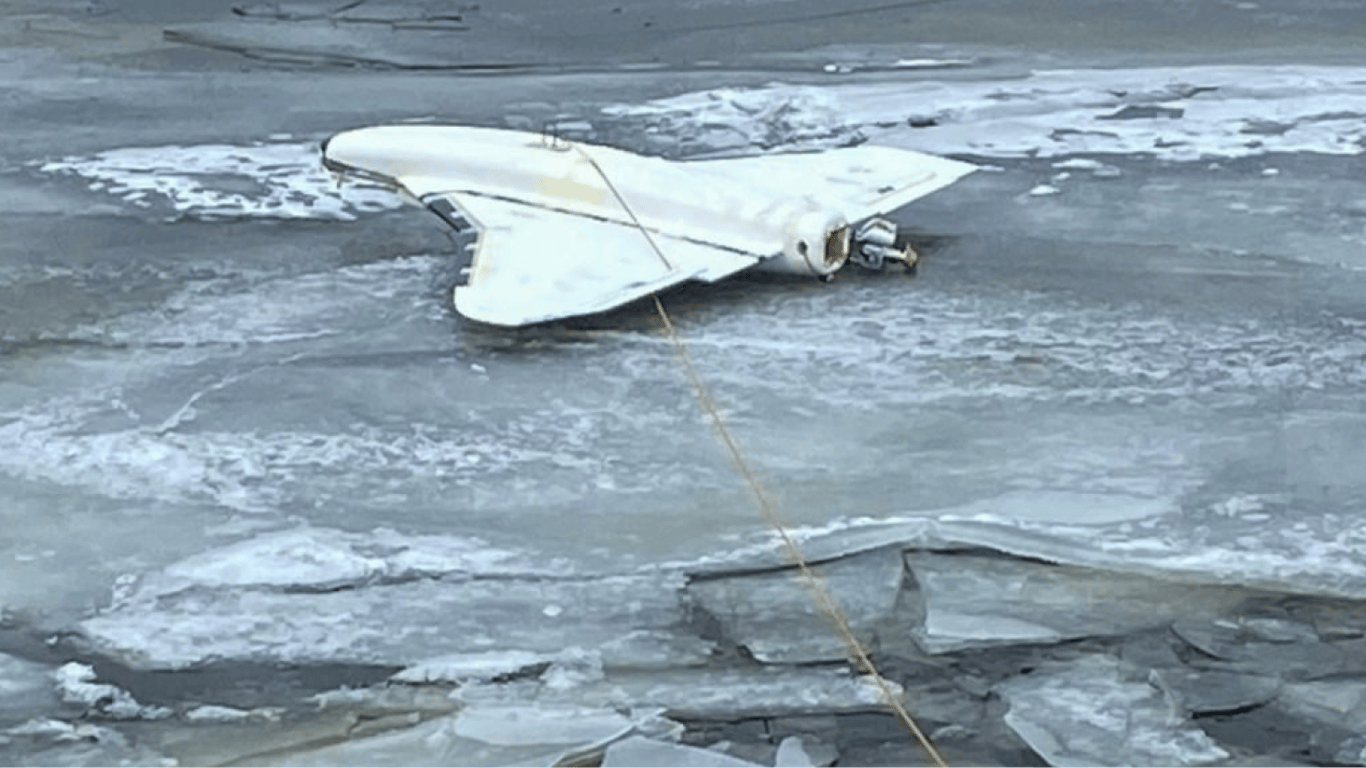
[603,65,1366,161]
[4,0,1366,764]
[37,142,402,221]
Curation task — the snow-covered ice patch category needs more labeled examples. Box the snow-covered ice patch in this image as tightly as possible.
[604,65,1366,160]
[4,718,113,741]
[391,650,550,685]
[36,142,402,220]
[119,526,534,603]
[160,527,386,591]
[1052,157,1123,177]
[182,705,253,723]
[541,647,607,690]
[822,57,971,74]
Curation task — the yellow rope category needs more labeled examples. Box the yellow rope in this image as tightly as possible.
[570,145,673,272]
[571,141,946,767]
[651,295,946,767]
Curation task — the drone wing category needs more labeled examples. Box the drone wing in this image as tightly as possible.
[428,192,761,327]
[686,145,977,221]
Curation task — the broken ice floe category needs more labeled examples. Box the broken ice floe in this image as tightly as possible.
[36,142,401,220]
[181,704,254,723]
[148,525,529,594]
[905,551,1253,653]
[603,735,761,767]
[260,701,689,767]
[390,650,552,685]
[774,735,838,767]
[47,510,1366,766]
[698,490,1366,602]
[47,488,1366,767]
[603,65,1366,160]
[390,646,627,691]
[4,718,113,741]
[1276,680,1366,734]
[997,656,1230,766]
[0,717,174,767]
[1274,680,1366,762]
[1148,669,1280,718]
[72,483,1366,672]
[242,704,664,767]
[1051,157,1122,177]
[688,547,906,663]
[79,539,693,669]
[1171,608,1366,679]
[453,667,896,721]
[52,663,171,721]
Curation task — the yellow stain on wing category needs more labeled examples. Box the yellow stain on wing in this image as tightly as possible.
[536,172,609,206]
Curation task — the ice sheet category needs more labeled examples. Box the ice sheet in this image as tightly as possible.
[79,528,692,669]
[603,65,1366,161]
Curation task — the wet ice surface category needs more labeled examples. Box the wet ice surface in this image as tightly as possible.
[5,6,1366,764]
[36,142,401,221]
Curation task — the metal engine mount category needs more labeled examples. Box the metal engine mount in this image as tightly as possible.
[850,217,919,272]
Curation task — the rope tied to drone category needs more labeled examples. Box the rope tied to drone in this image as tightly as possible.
[571,142,946,768]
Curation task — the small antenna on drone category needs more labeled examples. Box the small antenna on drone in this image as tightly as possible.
[540,121,570,151]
